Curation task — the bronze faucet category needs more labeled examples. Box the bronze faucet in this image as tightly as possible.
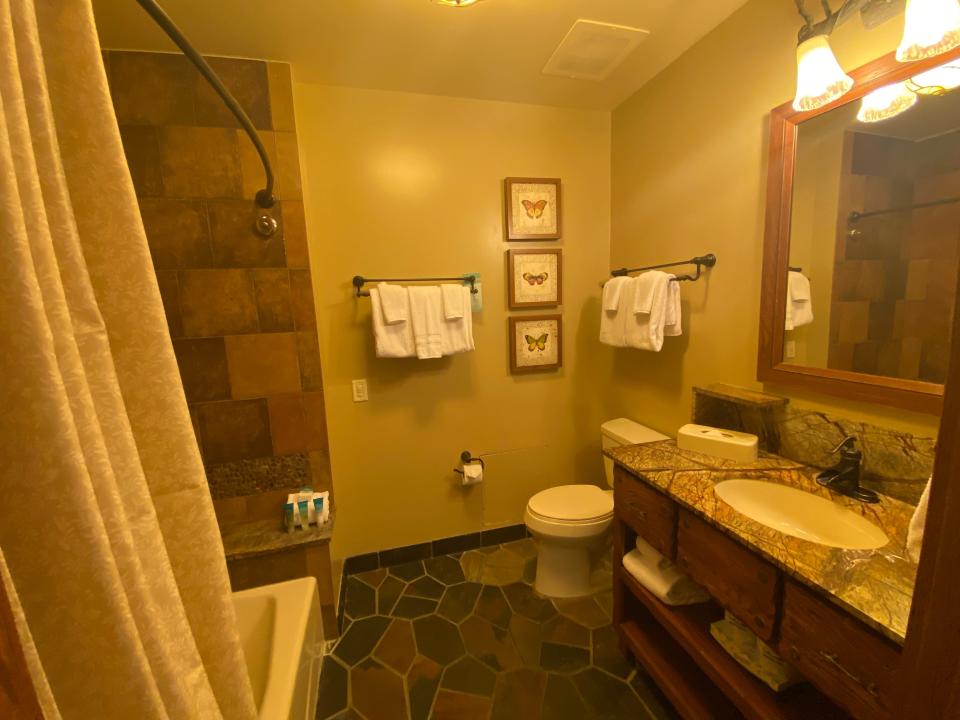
[816,436,880,504]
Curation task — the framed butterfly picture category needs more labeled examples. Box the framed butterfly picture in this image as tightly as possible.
[509,315,562,373]
[504,177,561,240]
[507,248,562,309]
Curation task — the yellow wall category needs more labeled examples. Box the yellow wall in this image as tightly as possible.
[294,85,613,559]
[609,0,941,438]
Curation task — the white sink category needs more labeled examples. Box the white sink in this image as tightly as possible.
[714,480,889,550]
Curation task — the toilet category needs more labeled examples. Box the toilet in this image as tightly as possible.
[524,418,668,598]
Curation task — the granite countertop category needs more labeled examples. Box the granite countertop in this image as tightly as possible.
[221,510,335,561]
[607,440,917,645]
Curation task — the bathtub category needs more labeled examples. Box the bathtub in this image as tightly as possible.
[233,577,323,720]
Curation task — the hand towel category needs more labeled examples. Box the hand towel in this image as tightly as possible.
[625,272,672,351]
[663,277,682,337]
[785,271,813,330]
[408,286,444,359]
[907,478,931,563]
[440,285,475,356]
[377,282,409,325]
[370,288,415,358]
[623,541,710,606]
[602,276,630,312]
[441,284,465,319]
[600,276,638,347]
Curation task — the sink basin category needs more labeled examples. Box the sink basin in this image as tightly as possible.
[714,480,889,550]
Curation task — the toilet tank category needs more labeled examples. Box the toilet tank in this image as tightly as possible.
[601,418,669,488]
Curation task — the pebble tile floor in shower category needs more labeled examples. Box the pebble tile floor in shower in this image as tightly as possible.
[317,539,677,719]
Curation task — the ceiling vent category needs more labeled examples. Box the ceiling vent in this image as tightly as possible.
[542,19,649,81]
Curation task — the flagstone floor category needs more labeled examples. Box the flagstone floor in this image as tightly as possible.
[316,539,677,720]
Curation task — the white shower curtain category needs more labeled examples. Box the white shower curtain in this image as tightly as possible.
[0,1,258,718]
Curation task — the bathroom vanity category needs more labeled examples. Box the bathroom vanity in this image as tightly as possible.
[609,440,915,720]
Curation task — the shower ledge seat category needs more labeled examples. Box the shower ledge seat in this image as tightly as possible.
[221,509,335,561]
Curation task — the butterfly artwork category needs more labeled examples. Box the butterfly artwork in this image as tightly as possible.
[505,178,561,240]
[522,272,548,285]
[521,199,548,219]
[510,315,562,373]
[508,249,561,309]
[525,333,549,352]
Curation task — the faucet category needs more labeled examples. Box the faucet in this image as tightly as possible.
[816,436,879,504]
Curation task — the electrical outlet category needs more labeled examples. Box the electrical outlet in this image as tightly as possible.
[785,340,796,359]
[352,379,369,402]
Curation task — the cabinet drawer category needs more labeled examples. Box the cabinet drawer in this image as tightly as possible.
[676,509,779,642]
[779,580,899,720]
[613,466,677,558]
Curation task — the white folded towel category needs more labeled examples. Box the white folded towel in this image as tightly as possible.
[441,284,465,320]
[377,282,409,325]
[602,276,630,312]
[907,478,930,563]
[785,271,813,330]
[664,277,682,337]
[625,272,672,351]
[408,286,444,359]
[440,285,475,356]
[370,288,415,358]
[623,539,710,606]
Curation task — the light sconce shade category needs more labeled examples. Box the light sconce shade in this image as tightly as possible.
[856,82,919,122]
[433,0,483,5]
[896,0,960,62]
[793,35,855,111]
[909,58,960,94]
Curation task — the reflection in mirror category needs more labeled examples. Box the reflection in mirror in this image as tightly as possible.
[787,78,960,384]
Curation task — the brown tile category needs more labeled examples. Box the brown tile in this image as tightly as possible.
[296,331,323,391]
[108,51,195,126]
[244,488,297,524]
[207,199,286,267]
[290,269,317,331]
[155,270,183,337]
[905,260,930,301]
[225,332,301,399]
[139,198,212,270]
[195,57,272,130]
[119,125,163,196]
[281,201,310,267]
[309,450,334,496]
[835,301,871,344]
[432,690,491,720]
[228,546,308,591]
[351,658,409,720]
[267,394,308,455]
[267,62,296,133]
[303,392,329,452]
[178,269,259,337]
[275,131,302,200]
[173,338,230,402]
[159,126,242,198]
[253,269,294,331]
[196,399,272,464]
[408,655,443,720]
[238,129,280,200]
[374,619,416,674]
[491,668,546,720]
[212,495,246,528]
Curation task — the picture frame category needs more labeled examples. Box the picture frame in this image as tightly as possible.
[509,315,562,373]
[507,249,562,309]
[504,177,562,240]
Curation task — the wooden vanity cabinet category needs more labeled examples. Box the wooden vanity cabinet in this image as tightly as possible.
[614,468,903,720]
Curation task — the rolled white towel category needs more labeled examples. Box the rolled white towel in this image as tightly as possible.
[623,540,710,606]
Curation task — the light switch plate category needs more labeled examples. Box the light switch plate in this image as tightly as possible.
[352,379,368,402]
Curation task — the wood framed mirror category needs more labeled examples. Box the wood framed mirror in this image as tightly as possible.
[758,45,960,415]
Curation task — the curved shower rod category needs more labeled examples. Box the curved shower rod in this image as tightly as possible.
[132,0,276,210]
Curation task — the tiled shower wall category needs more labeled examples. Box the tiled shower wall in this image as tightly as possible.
[103,50,333,513]
[829,129,960,383]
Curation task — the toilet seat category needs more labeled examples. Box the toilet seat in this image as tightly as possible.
[525,485,613,539]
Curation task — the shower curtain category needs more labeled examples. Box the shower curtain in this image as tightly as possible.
[0,1,258,718]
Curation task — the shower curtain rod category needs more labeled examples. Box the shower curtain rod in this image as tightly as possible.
[132,0,276,209]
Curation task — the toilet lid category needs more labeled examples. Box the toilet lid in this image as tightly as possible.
[528,485,613,522]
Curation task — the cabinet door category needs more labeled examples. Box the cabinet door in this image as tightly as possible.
[676,509,779,642]
[613,465,677,558]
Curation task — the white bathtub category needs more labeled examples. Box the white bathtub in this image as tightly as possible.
[233,577,323,720]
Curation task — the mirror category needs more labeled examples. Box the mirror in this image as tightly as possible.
[788,88,960,384]
[759,47,960,414]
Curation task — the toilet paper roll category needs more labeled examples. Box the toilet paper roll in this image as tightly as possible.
[461,461,483,486]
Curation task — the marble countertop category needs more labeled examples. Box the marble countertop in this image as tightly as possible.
[607,440,917,645]
[221,510,335,561]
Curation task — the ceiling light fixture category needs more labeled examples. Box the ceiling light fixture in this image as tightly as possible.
[908,58,960,93]
[896,0,960,62]
[856,81,919,121]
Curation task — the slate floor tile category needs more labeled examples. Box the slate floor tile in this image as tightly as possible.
[333,616,391,666]
[540,641,590,673]
[392,595,438,619]
[377,575,405,615]
[553,596,609,629]
[460,615,522,672]
[407,655,442,720]
[424,555,466,585]
[503,582,557,622]
[413,614,465,665]
[404,575,445,600]
[389,560,425,582]
[441,655,497,697]
[432,689,492,720]
[573,667,653,719]
[437,582,482,623]
[490,667,547,720]
[541,673,591,720]
[373,618,416,674]
[351,657,409,720]
[474,585,513,629]
[344,576,376,620]
[316,656,348,719]
[592,625,633,679]
[542,615,590,648]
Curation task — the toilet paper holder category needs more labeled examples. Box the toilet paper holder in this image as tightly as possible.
[453,450,484,475]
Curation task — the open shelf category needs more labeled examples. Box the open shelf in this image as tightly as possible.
[618,567,849,720]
